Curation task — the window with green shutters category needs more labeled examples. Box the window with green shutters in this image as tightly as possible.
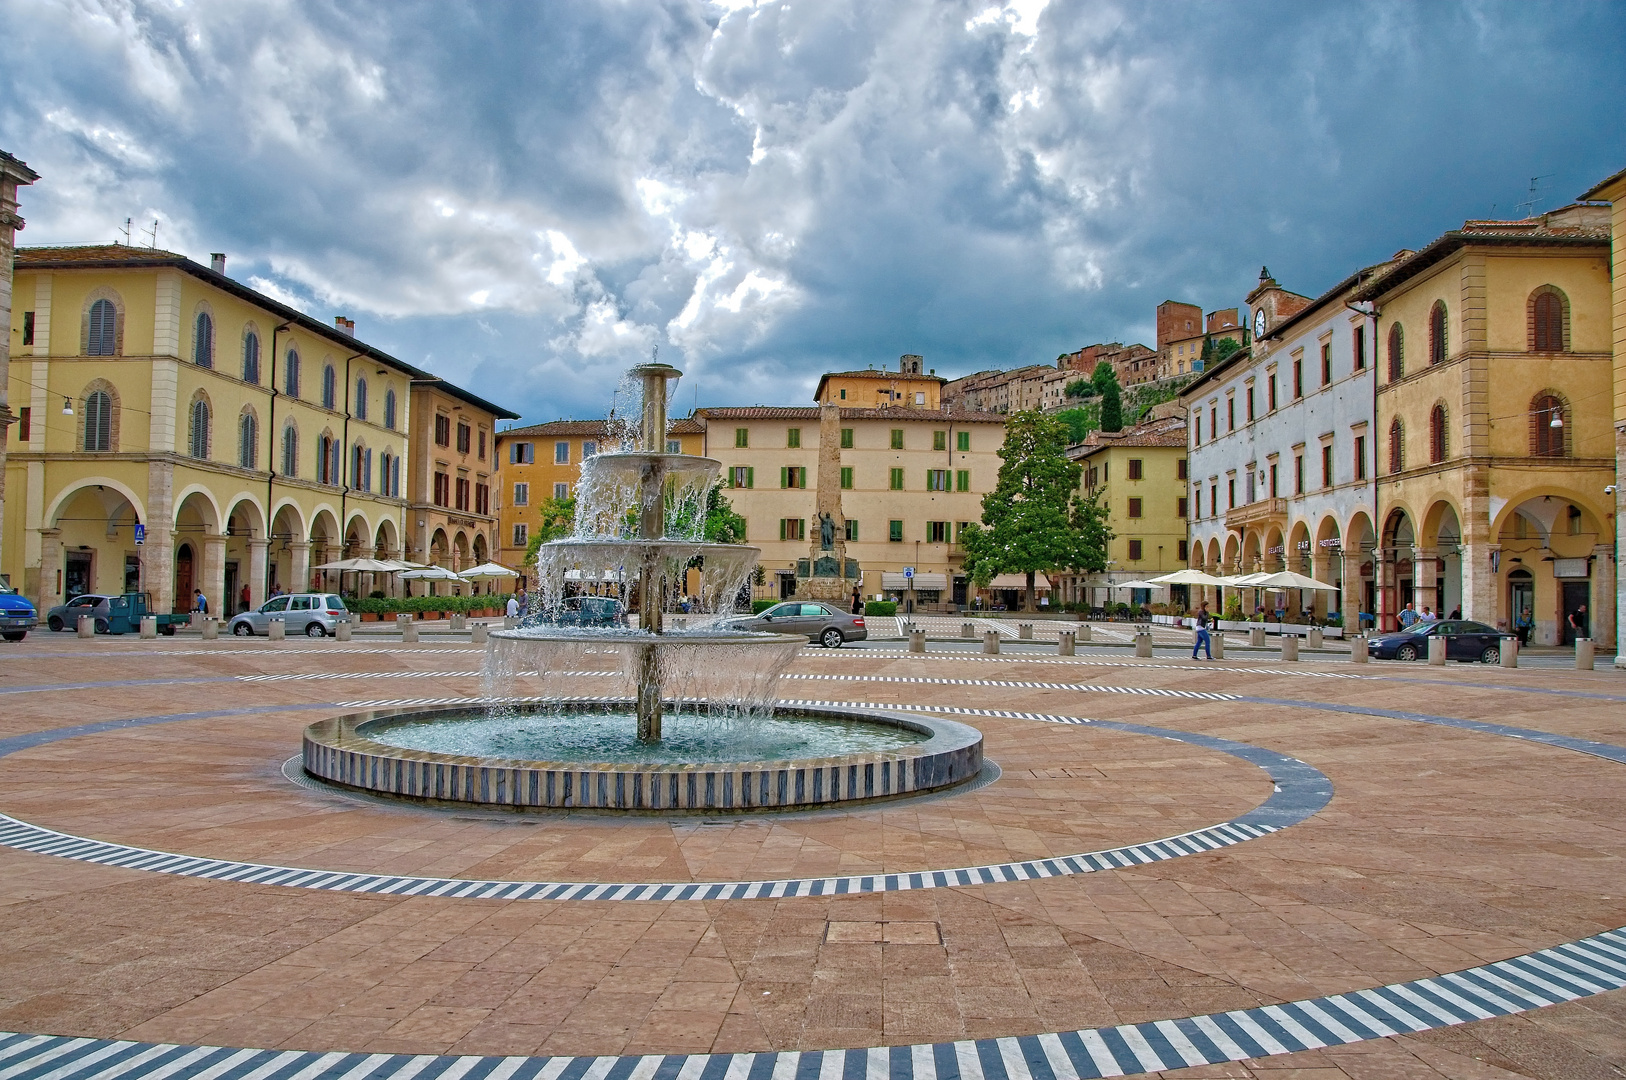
[889,467,904,490]
[840,428,854,448]
[840,466,853,489]
[956,431,970,452]
[787,427,800,448]
[735,427,749,447]
[955,469,970,491]
[730,466,753,488]
[933,430,946,451]
[844,520,858,542]
[780,466,807,488]
[780,518,805,541]
[926,521,949,542]
[890,429,904,449]
[927,469,950,491]
[889,519,903,542]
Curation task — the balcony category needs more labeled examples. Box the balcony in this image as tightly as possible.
[1225,497,1288,531]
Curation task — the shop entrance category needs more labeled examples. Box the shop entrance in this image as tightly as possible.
[1561,581,1590,645]
[65,551,93,599]
[1508,569,1534,643]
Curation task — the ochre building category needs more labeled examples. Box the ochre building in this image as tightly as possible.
[405,378,516,578]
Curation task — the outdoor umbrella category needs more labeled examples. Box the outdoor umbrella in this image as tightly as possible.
[458,562,520,580]
[312,557,401,572]
[1148,569,1230,587]
[399,564,463,597]
[1248,570,1340,591]
[1113,579,1169,591]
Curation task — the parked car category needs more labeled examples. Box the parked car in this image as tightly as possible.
[527,595,629,629]
[0,580,37,641]
[1367,620,1512,663]
[46,594,113,632]
[228,593,350,637]
[726,601,866,648]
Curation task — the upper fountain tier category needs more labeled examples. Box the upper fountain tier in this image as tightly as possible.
[571,451,721,542]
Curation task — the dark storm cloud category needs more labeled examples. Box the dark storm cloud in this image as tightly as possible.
[3,0,1622,421]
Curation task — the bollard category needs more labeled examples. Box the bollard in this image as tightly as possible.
[401,618,418,643]
[1280,634,1299,661]
[1249,626,1265,648]
[471,622,489,645]
[335,620,352,641]
[140,615,157,639]
[201,618,218,640]
[1427,636,1446,665]
[672,617,687,631]
[982,630,1001,654]
[962,622,976,639]
[1577,637,1595,671]
[1058,630,1075,656]
[1076,624,1090,642]
[1134,631,1153,658]
[450,613,467,631]
[1308,627,1324,650]
[1500,636,1518,668]
[267,617,285,641]
[77,614,94,638]
[1018,623,1033,640]
[1210,632,1225,659]
[909,628,926,653]
[1350,636,1369,663]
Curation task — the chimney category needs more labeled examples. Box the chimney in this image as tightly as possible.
[210,253,226,274]
[334,316,355,336]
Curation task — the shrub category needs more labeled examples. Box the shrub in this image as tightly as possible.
[1223,595,1244,621]
[864,600,897,616]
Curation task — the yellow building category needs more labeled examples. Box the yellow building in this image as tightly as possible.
[3,244,472,616]
[405,379,516,578]
[0,149,39,581]
[1354,205,1616,643]
[815,354,945,409]
[1060,409,1190,606]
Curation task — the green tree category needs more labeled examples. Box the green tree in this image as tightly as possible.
[1212,337,1243,364]
[523,495,576,565]
[703,486,746,544]
[1092,362,1123,433]
[961,410,1089,612]
[1068,486,1114,574]
[1063,378,1095,400]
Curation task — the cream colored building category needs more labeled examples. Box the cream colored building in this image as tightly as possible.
[815,354,946,409]
[405,379,516,580]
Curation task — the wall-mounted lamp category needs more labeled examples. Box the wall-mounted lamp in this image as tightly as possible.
[61,397,74,416]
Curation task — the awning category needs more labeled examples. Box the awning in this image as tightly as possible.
[881,572,949,590]
[987,573,1049,591]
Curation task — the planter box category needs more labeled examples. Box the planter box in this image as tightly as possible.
[361,612,379,622]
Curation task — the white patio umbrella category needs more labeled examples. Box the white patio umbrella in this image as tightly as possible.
[312,557,401,572]
[1248,570,1341,592]
[1113,579,1169,591]
[399,564,463,597]
[458,562,520,580]
[1148,568,1230,587]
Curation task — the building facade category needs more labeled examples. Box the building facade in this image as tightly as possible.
[815,355,945,409]
[0,149,39,581]
[405,379,517,579]
[1160,308,1243,380]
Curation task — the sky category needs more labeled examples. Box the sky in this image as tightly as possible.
[4,1,1623,425]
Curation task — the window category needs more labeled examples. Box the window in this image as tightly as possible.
[383,389,397,429]
[239,412,257,469]
[781,466,807,488]
[513,524,528,547]
[21,311,32,346]
[735,428,749,448]
[779,518,805,541]
[1388,419,1404,474]
[319,435,339,485]
[915,392,925,406]
[1246,387,1255,421]
[354,379,368,421]
[1428,302,1447,365]
[479,430,487,460]
[242,332,260,383]
[189,399,211,459]
[554,482,569,500]
[844,520,859,542]
[1194,490,1201,517]
[889,520,904,542]
[1194,414,1201,444]
[1127,497,1142,518]
[1353,324,1366,370]
[841,428,854,448]
[840,467,853,490]
[455,477,470,510]
[1212,483,1219,514]
[1177,540,1189,561]
[191,312,213,368]
[434,414,451,446]
[956,431,970,451]
[890,429,904,450]
[1387,323,1404,382]
[839,388,846,399]
[285,350,301,397]
[889,468,905,490]
[666,439,680,454]
[322,365,337,409]
[281,424,298,476]
[352,444,368,491]
[1268,375,1277,411]
[1210,406,1218,438]
[1530,287,1568,351]
[927,469,950,491]
[926,521,950,543]
[1429,404,1447,464]
[87,299,116,355]
[1176,496,1189,519]
[510,442,534,464]
[1531,394,1567,456]
[933,430,946,451]
[1227,398,1235,431]
[1292,358,1302,398]
[513,482,529,506]
[1128,459,1143,481]
[1568,505,1583,535]
[1354,435,1367,479]
[457,423,471,454]
[955,469,970,492]
[1227,477,1236,508]
[16,406,29,442]
[433,472,450,506]
[787,427,801,448]
[83,390,112,452]
[1177,458,1188,480]
[1321,444,1333,488]
[554,441,569,463]
[476,483,489,515]
[1128,539,1143,561]
[730,466,754,488]
[1321,342,1332,386]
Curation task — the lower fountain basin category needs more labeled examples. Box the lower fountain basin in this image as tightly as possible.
[303,702,984,812]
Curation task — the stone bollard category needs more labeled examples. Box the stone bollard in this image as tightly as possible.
[1350,636,1368,663]
[1075,624,1090,643]
[401,618,419,643]
[450,613,467,631]
[1500,637,1518,668]
[1058,630,1075,656]
[1134,631,1153,658]
[335,620,352,641]
[77,614,94,638]
[1577,637,1595,671]
[1018,623,1033,640]
[1308,627,1323,649]
[140,615,157,638]
[1280,634,1299,661]
[1210,632,1225,659]
[267,618,285,641]
[1427,636,1446,665]
[1249,626,1265,648]
[982,630,1001,654]
[201,618,219,640]
[909,628,926,653]
[962,622,976,639]
[471,622,489,645]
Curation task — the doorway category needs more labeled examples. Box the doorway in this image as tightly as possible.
[175,544,195,613]
[65,551,92,599]
[225,562,239,615]
[1508,569,1534,643]
[1561,581,1590,645]
[124,555,141,594]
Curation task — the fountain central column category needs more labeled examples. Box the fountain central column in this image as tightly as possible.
[632,363,680,742]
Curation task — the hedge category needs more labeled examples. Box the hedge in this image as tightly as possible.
[864,600,897,616]
[348,593,515,615]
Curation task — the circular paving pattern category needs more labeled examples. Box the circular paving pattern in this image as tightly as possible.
[0,640,1624,1078]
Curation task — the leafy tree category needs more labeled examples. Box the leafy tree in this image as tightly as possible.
[1212,337,1243,364]
[703,486,746,544]
[1068,486,1113,574]
[961,410,1088,612]
[523,495,576,565]
[1093,362,1123,433]
[1055,406,1095,444]
[1063,378,1095,400]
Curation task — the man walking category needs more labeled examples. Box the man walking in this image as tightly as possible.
[1192,602,1213,660]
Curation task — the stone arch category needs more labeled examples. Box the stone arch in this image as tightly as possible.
[452,530,470,571]
[1221,534,1241,574]
[190,299,216,368]
[1528,284,1570,353]
[344,511,373,557]
[429,528,449,566]
[1262,524,1286,571]
[1241,530,1262,574]
[223,494,266,540]
[269,500,307,544]
[373,517,399,557]
[172,485,224,534]
[44,477,147,533]
[1419,498,1463,549]
[473,533,489,564]
[1287,520,1313,573]
[76,377,122,453]
[81,285,126,356]
[1207,537,1223,570]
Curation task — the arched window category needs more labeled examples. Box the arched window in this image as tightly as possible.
[322,365,337,410]
[351,443,367,491]
[1531,394,1568,457]
[1428,404,1446,464]
[83,390,113,452]
[354,378,368,421]
[380,451,394,497]
[384,388,397,430]
[189,398,211,459]
[239,411,258,469]
[1388,418,1404,474]
[193,312,214,368]
[1530,287,1568,352]
[1428,302,1447,365]
[1387,323,1404,382]
[281,424,299,477]
[392,453,401,497]
[88,299,117,356]
[285,350,301,397]
[242,331,261,384]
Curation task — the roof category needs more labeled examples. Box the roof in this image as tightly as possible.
[497,416,704,439]
[16,244,516,416]
[698,405,1006,423]
[813,368,946,401]
[1073,414,1188,456]
[0,149,39,183]
[1579,165,1626,202]
[409,378,519,420]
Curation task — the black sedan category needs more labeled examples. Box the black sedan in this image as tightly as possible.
[1368,620,1512,663]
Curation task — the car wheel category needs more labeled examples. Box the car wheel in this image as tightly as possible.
[1396,644,1418,661]
[820,627,844,649]
[95,619,110,634]
[47,616,63,632]
[2,631,25,642]
[306,623,326,638]
[233,622,253,637]
[161,625,176,636]
[1480,646,1500,664]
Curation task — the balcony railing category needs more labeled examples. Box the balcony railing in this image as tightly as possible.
[1224,497,1288,531]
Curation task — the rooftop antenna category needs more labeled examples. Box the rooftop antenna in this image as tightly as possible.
[118,218,132,246]
[1515,175,1552,219]
[141,219,159,248]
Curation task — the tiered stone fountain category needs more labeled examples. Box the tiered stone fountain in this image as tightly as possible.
[303,362,983,811]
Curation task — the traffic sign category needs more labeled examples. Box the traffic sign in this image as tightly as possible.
[903,566,914,579]
[133,523,146,546]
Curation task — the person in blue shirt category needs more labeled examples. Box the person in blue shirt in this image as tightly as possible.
[1397,603,1419,628]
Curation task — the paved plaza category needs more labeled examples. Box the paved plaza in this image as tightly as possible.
[2,633,1625,1079]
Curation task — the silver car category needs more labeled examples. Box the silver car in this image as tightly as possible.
[730,601,867,648]
[228,593,350,637]
[46,594,113,632]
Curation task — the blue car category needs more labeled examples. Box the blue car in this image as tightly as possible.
[0,580,38,642]
[1367,619,1511,663]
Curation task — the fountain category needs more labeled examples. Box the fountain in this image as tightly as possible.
[303,361,983,811]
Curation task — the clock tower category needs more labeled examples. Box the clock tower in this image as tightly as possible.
[1243,266,1313,357]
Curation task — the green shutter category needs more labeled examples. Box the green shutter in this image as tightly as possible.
[956,469,969,491]
[780,466,788,489]
[779,519,787,541]
[840,466,853,490]
[957,431,970,452]
[747,466,754,489]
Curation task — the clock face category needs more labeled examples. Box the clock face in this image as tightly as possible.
[1253,308,1267,337]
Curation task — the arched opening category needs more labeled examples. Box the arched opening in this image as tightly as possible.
[1421,502,1462,620]
[1529,286,1569,353]
[1386,322,1404,382]
[269,504,306,597]
[174,544,195,613]
[1381,508,1416,630]
[42,483,146,610]
[1495,495,1611,645]
[1388,418,1405,474]
[1428,301,1447,364]
[224,498,266,613]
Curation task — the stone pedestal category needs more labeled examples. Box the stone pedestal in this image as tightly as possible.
[982,631,1000,654]
[450,614,467,630]
[1280,635,1298,661]
[1058,630,1074,656]
[1134,632,1152,658]
[77,615,93,638]
[1500,637,1518,667]
[267,618,285,641]
[139,615,157,638]
[398,614,417,642]
[1308,627,1323,649]
[1249,627,1265,647]
[1018,623,1033,640]
[961,622,975,638]
[200,618,218,640]
[909,629,925,653]
[471,623,489,645]
[1577,638,1595,671]
[1210,632,1224,659]
[1076,624,1090,642]
[335,621,352,641]
[1428,636,1446,665]
[1350,637,1368,663]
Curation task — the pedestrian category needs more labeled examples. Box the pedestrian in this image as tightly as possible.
[505,594,520,618]
[192,588,208,614]
[1192,602,1213,660]
[1419,606,1435,623]
[1569,604,1589,640]
[239,582,251,613]
[851,587,863,615]
[1515,607,1532,645]
[1397,602,1418,629]
[1448,605,1461,620]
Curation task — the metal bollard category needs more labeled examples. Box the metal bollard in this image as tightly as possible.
[140,615,157,639]
[1134,631,1153,658]
[335,620,352,641]
[471,622,489,645]
[962,622,976,639]
[450,613,467,631]
[1308,627,1323,649]
[1280,634,1299,661]
[1427,636,1446,665]
[1350,636,1369,663]
[1210,632,1225,659]
[1500,637,1518,668]
[77,614,94,638]
[909,628,926,653]
[1249,626,1265,647]
[267,617,285,641]
[1058,630,1075,656]
[1075,624,1090,642]
[982,630,1001,654]
[201,618,219,640]
[1577,637,1595,671]
[1018,623,1033,640]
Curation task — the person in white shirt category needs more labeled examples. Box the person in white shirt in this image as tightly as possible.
[505,595,520,618]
